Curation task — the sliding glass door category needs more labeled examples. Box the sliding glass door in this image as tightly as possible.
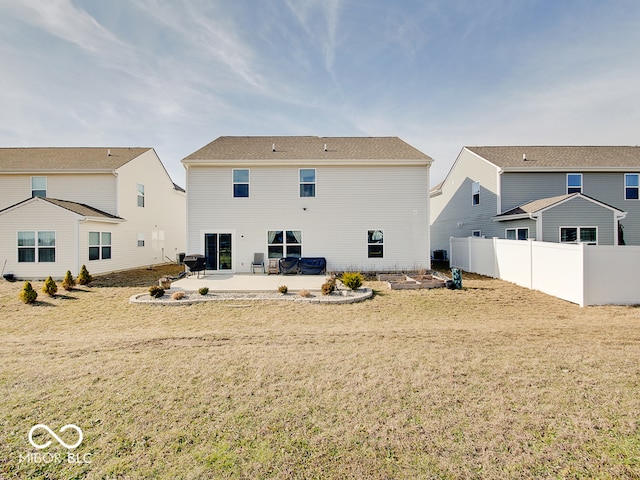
[204,233,232,271]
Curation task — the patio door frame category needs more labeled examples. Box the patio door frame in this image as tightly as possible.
[202,231,234,273]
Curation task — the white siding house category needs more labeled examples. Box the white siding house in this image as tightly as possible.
[183,136,432,273]
[0,148,185,279]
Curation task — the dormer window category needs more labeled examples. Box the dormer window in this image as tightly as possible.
[31,176,47,197]
[567,174,582,194]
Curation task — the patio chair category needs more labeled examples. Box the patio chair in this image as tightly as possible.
[251,253,265,274]
[268,258,279,275]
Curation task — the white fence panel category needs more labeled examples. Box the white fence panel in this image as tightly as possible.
[531,242,585,306]
[469,237,498,277]
[585,246,640,305]
[495,239,532,289]
[450,237,471,271]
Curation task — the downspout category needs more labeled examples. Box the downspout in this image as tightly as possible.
[496,169,503,216]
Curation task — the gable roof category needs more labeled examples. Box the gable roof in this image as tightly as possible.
[466,146,640,170]
[0,147,152,172]
[183,136,432,166]
[0,197,124,222]
[494,193,626,221]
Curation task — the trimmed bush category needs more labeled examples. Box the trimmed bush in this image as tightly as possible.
[19,281,38,304]
[341,272,363,290]
[321,276,337,295]
[198,287,209,296]
[42,276,58,296]
[171,291,186,300]
[298,289,311,298]
[77,265,93,286]
[278,285,288,294]
[148,285,165,298]
[61,270,76,291]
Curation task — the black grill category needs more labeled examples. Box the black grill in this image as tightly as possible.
[183,254,206,277]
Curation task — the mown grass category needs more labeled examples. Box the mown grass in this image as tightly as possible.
[1,266,639,479]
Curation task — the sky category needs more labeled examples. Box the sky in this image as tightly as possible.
[1,0,639,187]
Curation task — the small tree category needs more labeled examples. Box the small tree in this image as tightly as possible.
[148,285,165,298]
[42,276,58,296]
[19,281,38,304]
[77,265,93,285]
[61,270,76,291]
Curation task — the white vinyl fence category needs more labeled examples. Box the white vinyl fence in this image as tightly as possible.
[450,237,640,307]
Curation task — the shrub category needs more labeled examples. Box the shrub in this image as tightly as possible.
[341,272,363,290]
[77,265,93,286]
[298,289,311,298]
[321,276,337,295]
[61,270,76,291]
[278,285,288,294]
[148,285,165,298]
[19,281,38,304]
[42,276,58,296]
[171,291,186,300]
[198,287,209,296]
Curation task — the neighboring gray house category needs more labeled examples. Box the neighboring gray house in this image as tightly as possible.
[430,146,640,255]
[182,136,433,273]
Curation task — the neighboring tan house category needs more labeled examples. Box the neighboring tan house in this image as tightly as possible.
[0,148,185,279]
[430,146,640,255]
[182,136,432,273]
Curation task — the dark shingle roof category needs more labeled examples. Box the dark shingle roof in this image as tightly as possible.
[0,147,151,172]
[183,136,432,164]
[467,146,640,169]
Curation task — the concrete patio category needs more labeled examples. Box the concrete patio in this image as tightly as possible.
[172,273,330,292]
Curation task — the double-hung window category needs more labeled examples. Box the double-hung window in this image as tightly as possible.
[233,169,249,197]
[367,230,384,258]
[299,169,316,197]
[137,184,145,207]
[31,176,47,197]
[472,182,480,206]
[89,232,112,260]
[567,174,583,194]
[625,174,639,200]
[18,231,56,262]
[506,228,528,240]
[560,227,597,245]
[267,230,302,258]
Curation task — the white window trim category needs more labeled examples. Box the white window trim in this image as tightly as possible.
[566,173,583,194]
[505,227,529,240]
[559,226,598,245]
[232,169,250,198]
[89,231,113,261]
[31,176,47,197]
[299,168,316,198]
[624,173,639,200]
[471,181,480,206]
[137,183,145,207]
[367,229,384,258]
[17,230,56,263]
[267,230,303,258]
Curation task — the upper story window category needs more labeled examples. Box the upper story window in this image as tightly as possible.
[625,174,639,200]
[233,169,249,198]
[567,174,582,194]
[137,184,145,207]
[367,229,384,258]
[299,169,316,197]
[471,181,480,206]
[31,176,47,197]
